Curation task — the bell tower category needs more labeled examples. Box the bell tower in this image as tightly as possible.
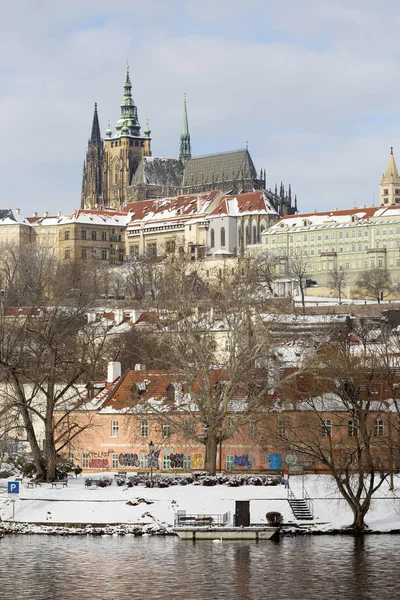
[103,67,151,208]
[380,147,400,206]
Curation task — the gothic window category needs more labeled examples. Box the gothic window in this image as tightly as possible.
[220,227,226,247]
[252,225,257,244]
[245,226,250,246]
[210,229,215,248]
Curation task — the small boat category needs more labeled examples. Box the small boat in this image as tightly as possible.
[173,525,279,541]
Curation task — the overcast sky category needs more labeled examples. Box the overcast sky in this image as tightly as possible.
[2,0,400,216]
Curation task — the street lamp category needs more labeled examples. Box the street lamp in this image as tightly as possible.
[149,440,154,488]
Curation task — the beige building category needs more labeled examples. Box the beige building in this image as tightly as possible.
[263,204,400,288]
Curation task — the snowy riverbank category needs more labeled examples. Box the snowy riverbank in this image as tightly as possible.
[1,474,400,536]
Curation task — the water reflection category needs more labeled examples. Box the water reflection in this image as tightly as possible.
[1,535,399,599]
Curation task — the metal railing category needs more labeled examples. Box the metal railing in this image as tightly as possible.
[174,510,230,527]
[303,488,314,518]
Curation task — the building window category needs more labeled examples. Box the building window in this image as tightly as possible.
[210,229,215,248]
[91,231,97,241]
[64,249,71,260]
[147,243,157,257]
[221,227,226,247]
[112,454,119,469]
[249,421,257,439]
[162,422,170,438]
[163,454,171,470]
[81,229,87,240]
[141,420,148,437]
[166,240,176,254]
[140,454,148,469]
[225,338,231,352]
[322,419,332,438]
[81,248,87,259]
[82,452,89,468]
[378,259,383,267]
[278,422,286,439]
[252,225,257,244]
[64,230,70,240]
[111,421,119,438]
[226,455,234,471]
[374,419,384,437]
[348,420,356,437]
[102,231,107,241]
[102,250,107,260]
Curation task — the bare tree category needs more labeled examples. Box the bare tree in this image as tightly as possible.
[328,269,347,305]
[130,265,276,475]
[270,339,394,533]
[0,247,107,480]
[288,254,309,312]
[355,268,392,303]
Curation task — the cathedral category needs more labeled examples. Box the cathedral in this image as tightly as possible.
[81,68,297,216]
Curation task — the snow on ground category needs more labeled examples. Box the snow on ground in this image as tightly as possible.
[1,474,400,533]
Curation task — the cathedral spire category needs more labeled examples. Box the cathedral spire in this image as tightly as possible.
[90,103,102,145]
[179,93,191,167]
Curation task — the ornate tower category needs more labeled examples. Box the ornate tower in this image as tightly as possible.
[81,103,104,209]
[179,94,191,167]
[380,147,400,206]
[102,67,151,208]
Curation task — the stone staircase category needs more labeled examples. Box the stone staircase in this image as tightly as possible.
[288,492,313,520]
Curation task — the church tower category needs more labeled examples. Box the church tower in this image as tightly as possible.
[102,67,151,208]
[81,103,104,209]
[380,147,400,206]
[179,94,191,167]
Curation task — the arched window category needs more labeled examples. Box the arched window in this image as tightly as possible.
[210,229,215,248]
[221,227,226,247]
[252,225,257,244]
[245,226,250,246]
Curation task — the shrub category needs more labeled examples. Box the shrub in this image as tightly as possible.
[266,511,283,526]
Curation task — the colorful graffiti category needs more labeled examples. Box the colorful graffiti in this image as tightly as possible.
[169,453,184,468]
[6,442,25,454]
[191,452,204,470]
[88,450,114,458]
[119,453,140,468]
[88,458,109,469]
[233,454,253,469]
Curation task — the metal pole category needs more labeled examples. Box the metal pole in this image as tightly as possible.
[12,500,15,521]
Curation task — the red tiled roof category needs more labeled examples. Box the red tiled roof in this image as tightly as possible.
[126,191,221,225]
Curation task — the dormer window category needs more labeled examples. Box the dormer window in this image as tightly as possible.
[166,384,175,403]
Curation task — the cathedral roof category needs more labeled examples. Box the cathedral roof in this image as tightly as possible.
[182,149,257,188]
[208,191,278,218]
[131,156,183,187]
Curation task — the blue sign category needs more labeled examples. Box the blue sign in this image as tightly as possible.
[8,481,19,494]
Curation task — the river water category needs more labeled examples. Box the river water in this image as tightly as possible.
[0,534,399,600]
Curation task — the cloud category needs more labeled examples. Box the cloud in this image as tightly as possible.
[0,0,399,215]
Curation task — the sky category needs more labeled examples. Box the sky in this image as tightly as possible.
[2,0,400,216]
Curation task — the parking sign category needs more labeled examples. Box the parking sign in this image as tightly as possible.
[8,481,19,494]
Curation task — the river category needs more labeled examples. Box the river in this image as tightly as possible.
[0,534,399,599]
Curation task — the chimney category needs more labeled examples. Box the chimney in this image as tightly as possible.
[107,361,121,383]
[32,212,38,218]
[333,208,338,211]
[44,211,48,218]
[134,364,146,371]
[359,204,366,208]
[57,211,61,217]
[15,208,20,215]
[310,209,316,213]
[197,195,202,212]
[114,309,124,325]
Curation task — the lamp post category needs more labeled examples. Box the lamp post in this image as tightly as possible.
[149,440,154,488]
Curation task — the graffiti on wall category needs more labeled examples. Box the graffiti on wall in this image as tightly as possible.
[191,452,204,470]
[6,442,26,454]
[119,453,140,467]
[88,449,115,469]
[89,458,109,469]
[148,450,160,470]
[233,454,253,469]
[169,453,184,468]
